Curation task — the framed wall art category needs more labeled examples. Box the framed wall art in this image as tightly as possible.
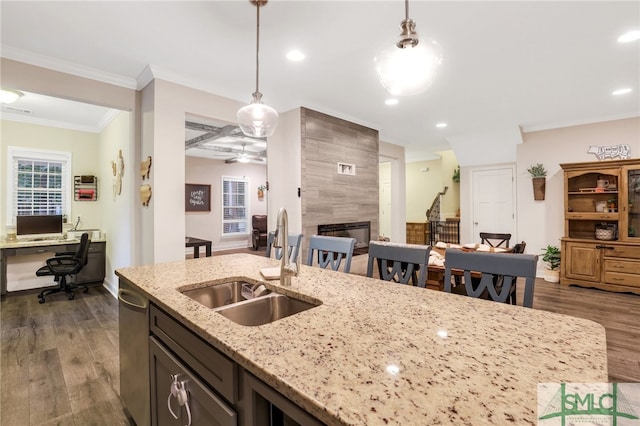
[185,183,211,212]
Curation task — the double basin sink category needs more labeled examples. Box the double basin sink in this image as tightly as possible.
[180,281,319,326]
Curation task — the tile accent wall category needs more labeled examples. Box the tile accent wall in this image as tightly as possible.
[300,108,379,258]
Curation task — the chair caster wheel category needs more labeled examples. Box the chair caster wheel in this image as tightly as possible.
[83,288,89,293]
[68,294,75,300]
[38,298,45,304]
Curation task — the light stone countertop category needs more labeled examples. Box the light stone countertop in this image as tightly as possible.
[0,236,107,249]
[115,253,608,425]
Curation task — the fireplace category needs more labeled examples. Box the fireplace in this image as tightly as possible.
[317,221,370,255]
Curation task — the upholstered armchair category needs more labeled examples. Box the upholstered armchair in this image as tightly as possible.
[251,215,268,250]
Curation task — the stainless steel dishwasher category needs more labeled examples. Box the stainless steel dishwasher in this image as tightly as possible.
[119,278,150,426]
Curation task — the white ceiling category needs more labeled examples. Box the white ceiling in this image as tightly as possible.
[1,1,639,161]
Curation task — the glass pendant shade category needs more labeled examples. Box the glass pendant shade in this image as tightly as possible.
[375,37,443,96]
[237,93,279,138]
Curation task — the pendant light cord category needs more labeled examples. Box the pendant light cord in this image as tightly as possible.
[254,3,261,96]
[405,0,409,21]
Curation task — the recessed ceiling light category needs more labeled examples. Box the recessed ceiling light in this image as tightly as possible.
[0,89,24,104]
[435,122,447,128]
[612,88,632,96]
[286,49,305,62]
[385,99,399,106]
[617,30,640,43]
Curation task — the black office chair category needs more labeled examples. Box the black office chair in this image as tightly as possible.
[36,233,91,303]
[479,232,512,248]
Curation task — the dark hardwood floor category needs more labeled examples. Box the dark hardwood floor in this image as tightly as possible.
[1,251,638,425]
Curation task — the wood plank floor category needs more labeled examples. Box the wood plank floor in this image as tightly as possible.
[1,286,131,426]
[2,252,638,425]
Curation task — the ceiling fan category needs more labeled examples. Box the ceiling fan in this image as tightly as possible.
[225,143,265,164]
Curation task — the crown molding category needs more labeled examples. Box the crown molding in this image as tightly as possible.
[1,45,137,89]
[521,112,640,133]
[1,110,117,134]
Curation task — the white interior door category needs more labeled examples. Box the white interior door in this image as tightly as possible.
[471,167,516,243]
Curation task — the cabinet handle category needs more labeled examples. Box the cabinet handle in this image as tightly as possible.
[117,288,148,309]
[168,374,192,426]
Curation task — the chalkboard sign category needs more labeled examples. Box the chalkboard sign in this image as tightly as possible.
[185,183,211,212]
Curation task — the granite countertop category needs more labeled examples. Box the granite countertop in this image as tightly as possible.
[115,253,608,425]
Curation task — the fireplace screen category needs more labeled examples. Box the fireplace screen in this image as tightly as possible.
[317,221,370,255]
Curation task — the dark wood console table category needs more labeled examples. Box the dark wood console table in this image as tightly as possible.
[185,237,212,258]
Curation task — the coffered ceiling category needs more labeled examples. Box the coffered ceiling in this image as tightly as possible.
[1,1,638,162]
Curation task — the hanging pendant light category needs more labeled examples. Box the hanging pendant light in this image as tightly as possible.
[374,0,443,96]
[237,0,278,138]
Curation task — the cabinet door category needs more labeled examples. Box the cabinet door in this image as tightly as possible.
[564,242,601,282]
[242,371,323,426]
[620,165,640,241]
[70,242,105,284]
[150,337,237,426]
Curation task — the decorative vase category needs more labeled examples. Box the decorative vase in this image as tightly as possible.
[543,269,560,283]
[532,177,546,201]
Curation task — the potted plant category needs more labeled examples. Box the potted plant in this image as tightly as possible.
[257,185,266,199]
[541,244,561,283]
[528,163,547,200]
[452,165,460,183]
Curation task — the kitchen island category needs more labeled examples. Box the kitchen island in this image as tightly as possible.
[116,253,608,425]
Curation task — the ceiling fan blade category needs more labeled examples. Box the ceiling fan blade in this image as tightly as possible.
[224,157,238,164]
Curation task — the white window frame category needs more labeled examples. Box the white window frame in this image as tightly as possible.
[6,146,72,226]
[221,176,250,236]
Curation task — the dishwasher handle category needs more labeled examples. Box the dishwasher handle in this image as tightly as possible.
[118,288,148,310]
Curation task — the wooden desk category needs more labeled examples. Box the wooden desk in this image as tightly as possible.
[185,237,212,258]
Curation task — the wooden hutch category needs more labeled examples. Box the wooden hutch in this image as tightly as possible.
[560,158,640,294]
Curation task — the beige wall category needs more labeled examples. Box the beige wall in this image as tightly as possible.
[1,120,102,229]
[515,117,640,271]
[98,111,133,295]
[140,79,250,264]
[405,150,460,222]
[1,59,139,295]
[185,156,267,252]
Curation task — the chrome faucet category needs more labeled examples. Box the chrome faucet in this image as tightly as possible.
[273,207,299,286]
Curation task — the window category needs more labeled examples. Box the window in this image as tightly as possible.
[6,147,71,223]
[222,176,249,235]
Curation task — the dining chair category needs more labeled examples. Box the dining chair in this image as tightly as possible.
[479,232,512,248]
[266,231,303,263]
[366,242,431,287]
[443,248,537,308]
[305,235,356,273]
[508,241,527,304]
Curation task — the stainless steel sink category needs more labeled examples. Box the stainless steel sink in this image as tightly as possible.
[181,281,270,309]
[215,293,319,326]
